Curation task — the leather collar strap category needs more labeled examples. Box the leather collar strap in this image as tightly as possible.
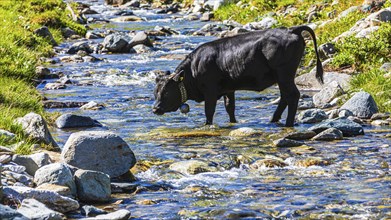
[178,81,187,103]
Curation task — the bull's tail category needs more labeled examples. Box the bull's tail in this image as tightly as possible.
[292,25,324,84]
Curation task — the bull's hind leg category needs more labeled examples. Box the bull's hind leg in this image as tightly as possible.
[276,71,300,127]
[224,92,237,123]
[271,97,287,123]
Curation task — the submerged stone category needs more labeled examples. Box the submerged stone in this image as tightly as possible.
[169,160,218,175]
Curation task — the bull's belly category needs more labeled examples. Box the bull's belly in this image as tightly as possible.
[221,75,276,93]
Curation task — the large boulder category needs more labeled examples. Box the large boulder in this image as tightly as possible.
[340,91,379,119]
[12,152,51,176]
[313,81,345,107]
[55,113,101,129]
[34,163,76,196]
[308,118,364,137]
[0,204,28,220]
[298,109,328,123]
[3,186,79,213]
[75,170,111,202]
[102,33,133,53]
[17,198,64,220]
[15,112,59,150]
[61,131,136,178]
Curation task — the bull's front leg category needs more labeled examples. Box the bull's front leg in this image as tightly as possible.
[224,92,237,123]
[204,91,218,125]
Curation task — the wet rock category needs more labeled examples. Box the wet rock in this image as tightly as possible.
[284,131,317,140]
[55,113,101,129]
[123,0,140,8]
[244,17,277,30]
[308,118,364,137]
[298,109,328,124]
[250,158,288,169]
[3,186,79,213]
[84,209,131,220]
[313,81,345,107]
[43,101,88,109]
[34,26,57,46]
[0,155,12,164]
[0,204,28,220]
[36,183,73,198]
[61,131,136,178]
[169,159,218,175]
[34,163,77,196]
[287,157,329,167]
[184,14,200,21]
[0,129,15,141]
[370,112,390,120]
[102,33,133,53]
[129,31,153,48]
[111,15,143,22]
[340,91,378,118]
[81,205,108,217]
[80,101,105,110]
[86,31,103,39]
[200,12,214,21]
[371,120,390,126]
[15,113,59,149]
[67,41,93,54]
[273,138,304,147]
[75,169,111,202]
[133,44,154,53]
[105,0,131,5]
[111,182,137,193]
[44,83,66,90]
[229,127,259,137]
[18,198,64,220]
[348,116,364,124]
[12,152,51,176]
[298,100,315,110]
[312,128,343,141]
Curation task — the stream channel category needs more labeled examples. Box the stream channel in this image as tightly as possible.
[40,1,391,219]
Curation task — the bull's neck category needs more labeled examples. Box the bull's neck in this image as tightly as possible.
[182,71,202,102]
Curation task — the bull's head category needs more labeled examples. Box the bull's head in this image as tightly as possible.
[153,71,186,115]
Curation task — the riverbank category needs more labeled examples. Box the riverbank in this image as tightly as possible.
[0,0,86,153]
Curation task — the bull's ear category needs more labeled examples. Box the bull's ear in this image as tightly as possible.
[172,70,184,82]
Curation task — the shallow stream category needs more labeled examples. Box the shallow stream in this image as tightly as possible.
[41,1,391,219]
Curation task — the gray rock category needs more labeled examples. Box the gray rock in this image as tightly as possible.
[123,0,140,7]
[61,131,136,178]
[132,44,154,54]
[12,152,50,176]
[0,154,12,164]
[18,198,64,220]
[36,66,58,79]
[3,164,26,173]
[111,15,143,22]
[229,127,259,137]
[3,171,33,186]
[296,70,351,90]
[86,31,102,39]
[102,33,132,53]
[61,27,77,39]
[67,41,93,54]
[111,182,137,193]
[55,114,101,129]
[75,170,111,202]
[129,31,153,48]
[284,131,317,140]
[34,26,57,46]
[80,101,105,110]
[338,109,354,118]
[380,62,391,73]
[84,209,131,220]
[81,205,108,217]
[105,0,131,5]
[370,113,390,120]
[44,83,66,90]
[308,118,364,137]
[14,113,59,150]
[245,17,277,30]
[340,91,379,118]
[200,12,214,21]
[318,43,336,59]
[219,27,249,38]
[0,129,15,141]
[338,6,359,19]
[367,7,391,22]
[0,204,28,220]
[169,160,218,175]
[298,100,315,110]
[312,128,343,141]
[298,109,328,124]
[313,81,345,107]
[273,138,303,147]
[36,183,73,198]
[355,26,379,38]
[3,186,79,213]
[34,163,76,196]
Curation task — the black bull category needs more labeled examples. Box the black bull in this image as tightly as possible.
[153,25,323,127]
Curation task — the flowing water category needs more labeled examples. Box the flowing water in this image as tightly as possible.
[41,1,391,219]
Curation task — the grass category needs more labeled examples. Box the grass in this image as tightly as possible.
[0,0,86,154]
[214,0,391,112]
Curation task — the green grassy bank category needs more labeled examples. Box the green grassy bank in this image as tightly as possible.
[215,0,391,112]
[0,0,86,153]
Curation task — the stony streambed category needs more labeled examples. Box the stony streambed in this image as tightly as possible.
[35,1,391,219]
